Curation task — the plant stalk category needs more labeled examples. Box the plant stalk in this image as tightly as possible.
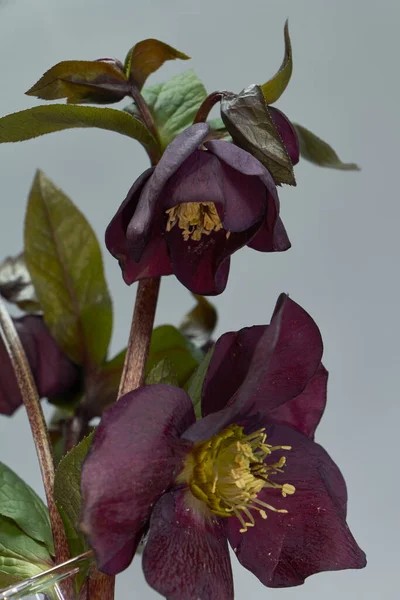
[118,277,161,397]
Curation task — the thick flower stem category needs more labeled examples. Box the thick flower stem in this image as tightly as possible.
[118,277,161,397]
[0,299,71,566]
[193,91,227,123]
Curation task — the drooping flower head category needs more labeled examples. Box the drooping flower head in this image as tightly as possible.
[106,113,298,296]
[0,315,79,415]
[80,296,366,599]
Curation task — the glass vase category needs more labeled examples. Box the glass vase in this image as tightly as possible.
[0,552,93,600]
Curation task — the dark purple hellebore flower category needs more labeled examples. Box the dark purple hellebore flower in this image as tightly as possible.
[80,295,366,599]
[0,315,79,415]
[106,122,295,295]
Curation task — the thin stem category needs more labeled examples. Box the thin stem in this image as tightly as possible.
[130,83,161,157]
[118,277,161,397]
[0,298,70,565]
[193,91,227,123]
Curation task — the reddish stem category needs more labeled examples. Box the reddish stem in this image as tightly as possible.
[193,91,227,123]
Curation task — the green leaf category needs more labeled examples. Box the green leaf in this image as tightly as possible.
[24,170,112,366]
[124,39,190,88]
[0,252,41,313]
[54,434,93,555]
[0,104,159,158]
[0,516,52,588]
[261,20,293,104]
[146,325,201,386]
[293,123,360,171]
[185,347,214,419]
[180,294,217,347]
[138,70,207,148]
[145,357,179,385]
[25,60,130,104]
[221,84,296,185]
[0,463,54,556]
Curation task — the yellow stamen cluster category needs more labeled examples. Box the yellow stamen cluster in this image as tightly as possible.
[178,424,295,533]
[165,202,223,242]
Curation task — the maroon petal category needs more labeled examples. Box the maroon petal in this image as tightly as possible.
[202,326,265,417]
[0,316,78,416]
[268,364,328,438]
[162,150,225,209]
[269,107,300,166]
[166,222,260,295]
[184,295,323,442]
[80,385,195,574]
[247,206,291,252]
[231,294,323,414]
[225,424,366,587]
[165,226,231,295]
[143,490,234,600]
[16,316,78,398]
[205,140,278,201]
[105,168,154,273]
[120,223,173,285]
[127,123,210,260]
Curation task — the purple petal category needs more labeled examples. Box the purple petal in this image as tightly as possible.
[246,203,291,252]
[162,144,268,232]
[202,326,265,417]
[0,316,78,416]
[269,107,300,166]
[205,140,278,201]
[105,168,154,271]
[225,424,366,587]
[184,295,323,442]
[268,364,328,438]
[231,294,323,414]
[121,224,173,285]
[16,316,78,398]
[165,226,231,295]
[166,222,261,296]
[127,123,210,260]
[80,385,195,574]
[162,150,225,209]
[143,489,234,600]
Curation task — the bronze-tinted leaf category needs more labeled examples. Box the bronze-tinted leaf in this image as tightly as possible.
[0,253,41,312]
[25,60,130,105]
[124,38,190,89]
[221,84,296,185]
[261,20,293,104]
[180,294,217,348]
[24,171,113,367]
[294,123,360,170]
[0,104,159,161]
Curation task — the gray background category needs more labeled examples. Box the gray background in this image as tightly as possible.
[0,0,398,598]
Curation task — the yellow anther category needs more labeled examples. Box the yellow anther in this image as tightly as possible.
[177,424,295,531]
[165,202,223,242]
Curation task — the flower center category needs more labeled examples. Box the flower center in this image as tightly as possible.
[178,424,295,532]
[165,202,223,242]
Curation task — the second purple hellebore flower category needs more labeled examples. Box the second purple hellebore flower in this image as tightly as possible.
[81,295,366,599]
[106,109,298,296]
[0,315,79,415]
